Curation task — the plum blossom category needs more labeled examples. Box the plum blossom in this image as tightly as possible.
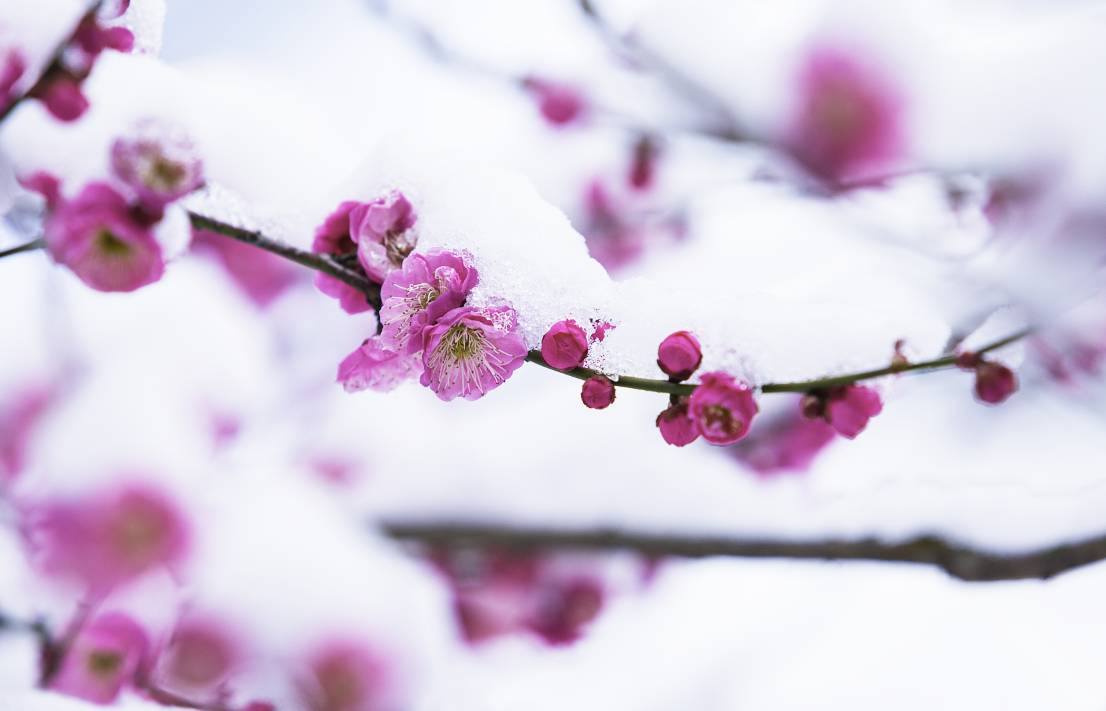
[656,331,702,381]
[0,384,56,484]
[111,121,204,213]
[687,372,759,445]
[656,398,700,447]
[192,229,302,308]
[420,305,527,401]
[380,250,478,354]
[27,482,190,594]
[35,75,89,122]
[152,616,241,696]
[823,385,883,439]
[956,352,1019,404]
[785,46,904,186]
[526,576,605,646]
[730,401,837,476]
[42,182,165,292]
[540,319,589,371]
[350,190,418,283]
[0,47,25,114]
[337,336,421,393]
[523,77,587,126]
[301,640,392,711]
[50,612,148,704]
[580,376,616,409]
[312,201,374,314]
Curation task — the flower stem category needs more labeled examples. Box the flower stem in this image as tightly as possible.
[0,239,45,260]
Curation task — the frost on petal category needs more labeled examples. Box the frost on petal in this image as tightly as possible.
[50,612,148,705]
[111,119,203,211]
[420,305,527,401]
[380,250,478,354]
[43,182,164,292]
[688,372,758,445]
[337,337,421,393]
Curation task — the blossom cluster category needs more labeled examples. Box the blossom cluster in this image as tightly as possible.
[322,192,529,401]
[26,120,202,292]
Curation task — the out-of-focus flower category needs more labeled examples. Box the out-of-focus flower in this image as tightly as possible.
[956,352,1019,405]
[301,640,392,711]
[523,77,587,126]
[785,46,904,186]
[823,385,883,439]
[51,612,148,704]
[351,190,417,283]
[540,319,589,371]
[657,331,702,382]
[152,616,241,695]
[0,48,25,114]
[656,398,699,447]
[687,372,758,445]
[0,384,56,484]
[42,182,164,292]
[111,121,203,214]
[627,136,659,191]
[580,180,646,271]
[191,229,302,308]
[34,75,89,122]
[580,376,616,409]
[337,336,421,393]
[731,400,837,475]
[525,576,605,646]
[380,250,478,354]
[27,482,190,593]
[420,305,527,401]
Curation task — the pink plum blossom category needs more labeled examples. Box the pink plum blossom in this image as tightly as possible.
[34,75,89,122]
[192,229,302,308]
[420,305,527,401]
[337,336,421,393]
[301,640,392,711]
[657,331,702,381]
[27,483,190,593]
[655,398,699,447]
[152,616,241,695]
[590,320,614,342]
[43,182,165,292]
[785,46,904,186]
[350,190,417,283]
[380,250,479,354]
[823,385,883,439]
[731,399,837,475]
[580,180,646,271]
[974,361,1018,404]
[0,48,25,113]
[687,372,758,445]
[111,121,203,213]
[524,77,587,126]
[312,201,373,314]
[540,320,589,370]
[580,376,616,409]
[0,384,55,484]
[525,576,605,646]
[50,612,148,704]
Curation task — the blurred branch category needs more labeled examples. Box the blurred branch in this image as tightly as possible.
[381,519,1106,582]
[0,238,45,260]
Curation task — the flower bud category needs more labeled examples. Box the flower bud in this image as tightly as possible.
[973,360,1017,404]
[540,320,589,371]
[657,330,702,381]
[580,376,615,409]
[655,398,700,447]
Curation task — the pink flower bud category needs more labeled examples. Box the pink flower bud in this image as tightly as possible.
[580,376,615,409]
[655,398,699,447]
[51,612,148,704]
[823,385,882,439]
[687,372,758,445]
[525,78,586,126]
[526,576,604,646]
[973,361,1017,404]
[0,48,25,114]
[540,320,589,371]
[657,330,702,381]
[36,75,89,122]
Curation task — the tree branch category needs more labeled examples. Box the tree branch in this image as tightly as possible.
[380,519,1106,582]
[0,238,45,260]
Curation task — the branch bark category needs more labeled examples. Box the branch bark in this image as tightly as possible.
[380,520,1106,582]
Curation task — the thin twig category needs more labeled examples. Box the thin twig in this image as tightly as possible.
[381,519,1106,582]
[0,239,45,260]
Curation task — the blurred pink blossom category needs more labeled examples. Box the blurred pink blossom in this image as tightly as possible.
[51,612,148,704]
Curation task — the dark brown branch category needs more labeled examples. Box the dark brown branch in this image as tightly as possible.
[0,238,45,260]
[381,520,1106,582]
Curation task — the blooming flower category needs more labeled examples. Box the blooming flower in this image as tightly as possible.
[43,182,165,292]
[380,250,478,354]
[153,616,240,694]
[301,640,392,711]
[785,46,903,186]
[580,376,616,409]
[312,201,373,314]
[656,331,702,381]
[28,483,190,593]
[420,305,527,401]
[540,320,589,371]
[350,190,417,283]
[655,398,699,447]
[337,336,421,393]
[823,384,883,439]
[687,372,758,445]
[51,612,148,704]
[111,121,203,213]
